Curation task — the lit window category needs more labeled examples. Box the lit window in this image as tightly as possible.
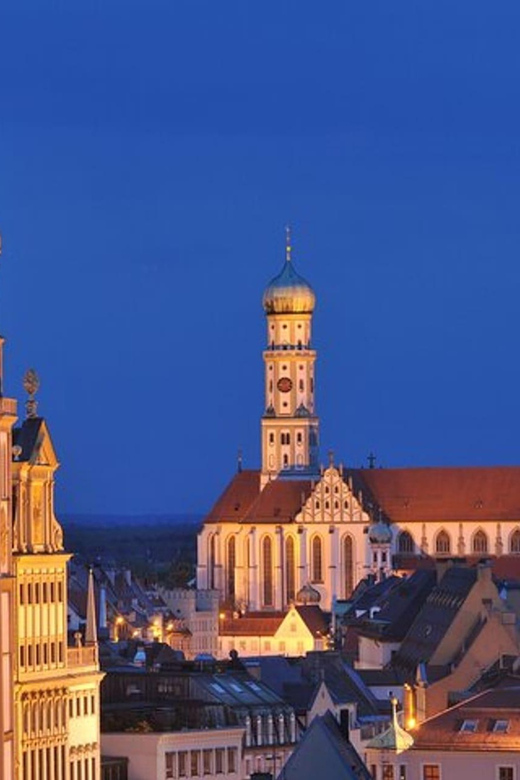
[383,766,395,780]
[422,766,440,780]
[472,530,488,554]
[498,768,514,780]
[178,751,187,777]
[435,530,451,555]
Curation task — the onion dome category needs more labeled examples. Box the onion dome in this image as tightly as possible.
[368,520,392,545]
[262,228,316,315]
[296,582,321,605]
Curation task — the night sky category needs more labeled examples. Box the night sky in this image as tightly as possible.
[2,2,520,515]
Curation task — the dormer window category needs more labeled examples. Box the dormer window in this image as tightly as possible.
[460,719,478,732]
[493,719,509,733]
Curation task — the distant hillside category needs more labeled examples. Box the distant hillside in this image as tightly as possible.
[61,513,203,528]
[60,513,203,585]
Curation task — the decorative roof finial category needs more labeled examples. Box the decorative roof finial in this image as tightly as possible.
[237,448,243,473]
[285,225,292,263]
[328,449,334,467]
[23,368,40,419]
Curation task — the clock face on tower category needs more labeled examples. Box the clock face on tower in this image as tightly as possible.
[277,377,293,393]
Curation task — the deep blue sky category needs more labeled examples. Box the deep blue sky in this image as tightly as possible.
[2,1,520,515]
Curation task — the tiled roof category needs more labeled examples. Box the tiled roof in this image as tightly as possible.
[295,605,330,637]
[392,566,478,673]
[411,686,520,751]
[358,570,437,642]
[359,466,520,523]
[281,711,372,780]
[220,614,284,636]
[204,471,261,523]
[204,470,313,524]
[205,465,520,527]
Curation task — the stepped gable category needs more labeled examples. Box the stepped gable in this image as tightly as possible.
[358,465,520,523]
[204,469,313,525]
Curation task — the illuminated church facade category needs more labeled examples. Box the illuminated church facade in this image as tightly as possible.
[197,233,520,613]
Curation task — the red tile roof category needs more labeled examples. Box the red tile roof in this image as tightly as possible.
[360,466,520,523]
[220,613,285,636]
[204,470,313,524]
[411,686,520,751]
[205,466,520,526]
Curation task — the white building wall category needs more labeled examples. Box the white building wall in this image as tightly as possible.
[102,727,245,780]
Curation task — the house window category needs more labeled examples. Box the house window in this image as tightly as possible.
[165,752,176,779]
[460,720,478,732]
[494,720,509,733]
[398,531,414,554]
[263,536,274,607]
[311,536,323,583]
[422,766,440,780]
[383,766,395,780]
[203,750,212,775]
[472,530,488,554]
[286,536,296,603]
[498,768,514,780]
[227,748,237,773]
[399,767,407,780]
[435,530,451,555]
[178,751,187,777]
[190,750,200,776]
[215,749,224,774]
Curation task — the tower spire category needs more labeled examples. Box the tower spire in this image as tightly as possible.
[85,567,98,646]
[285,225,292,263]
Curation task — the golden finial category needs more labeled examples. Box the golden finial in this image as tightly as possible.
[285,225,292,263]
[23,368,40,418]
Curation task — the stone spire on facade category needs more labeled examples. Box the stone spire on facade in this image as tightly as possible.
[85,567,98,646]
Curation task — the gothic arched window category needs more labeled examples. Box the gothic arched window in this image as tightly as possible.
[311,536,323,583]
[511,529,520,554]
[263,536,274,607]
[227,536,236,600]
[435,530,451,555]
[286,536,296,604]
[398,531,414,554]
[208,534,215,590]
[472,530,488,554]
[343,535,354,598]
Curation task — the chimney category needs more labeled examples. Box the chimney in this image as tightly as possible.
[339,708,350,742]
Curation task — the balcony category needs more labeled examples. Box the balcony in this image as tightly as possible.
[67,645,98,668]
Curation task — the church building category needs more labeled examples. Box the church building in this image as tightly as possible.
[197,233,520,613]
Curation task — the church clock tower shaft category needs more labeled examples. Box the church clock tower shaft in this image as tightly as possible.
[261,231,319,480]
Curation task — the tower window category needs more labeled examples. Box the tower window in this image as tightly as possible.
[299,380,304,391]
[269,433,274,444]
[283,455,289,467]
[297,433,302,444]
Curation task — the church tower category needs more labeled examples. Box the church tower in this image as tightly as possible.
[261,230,319,484]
